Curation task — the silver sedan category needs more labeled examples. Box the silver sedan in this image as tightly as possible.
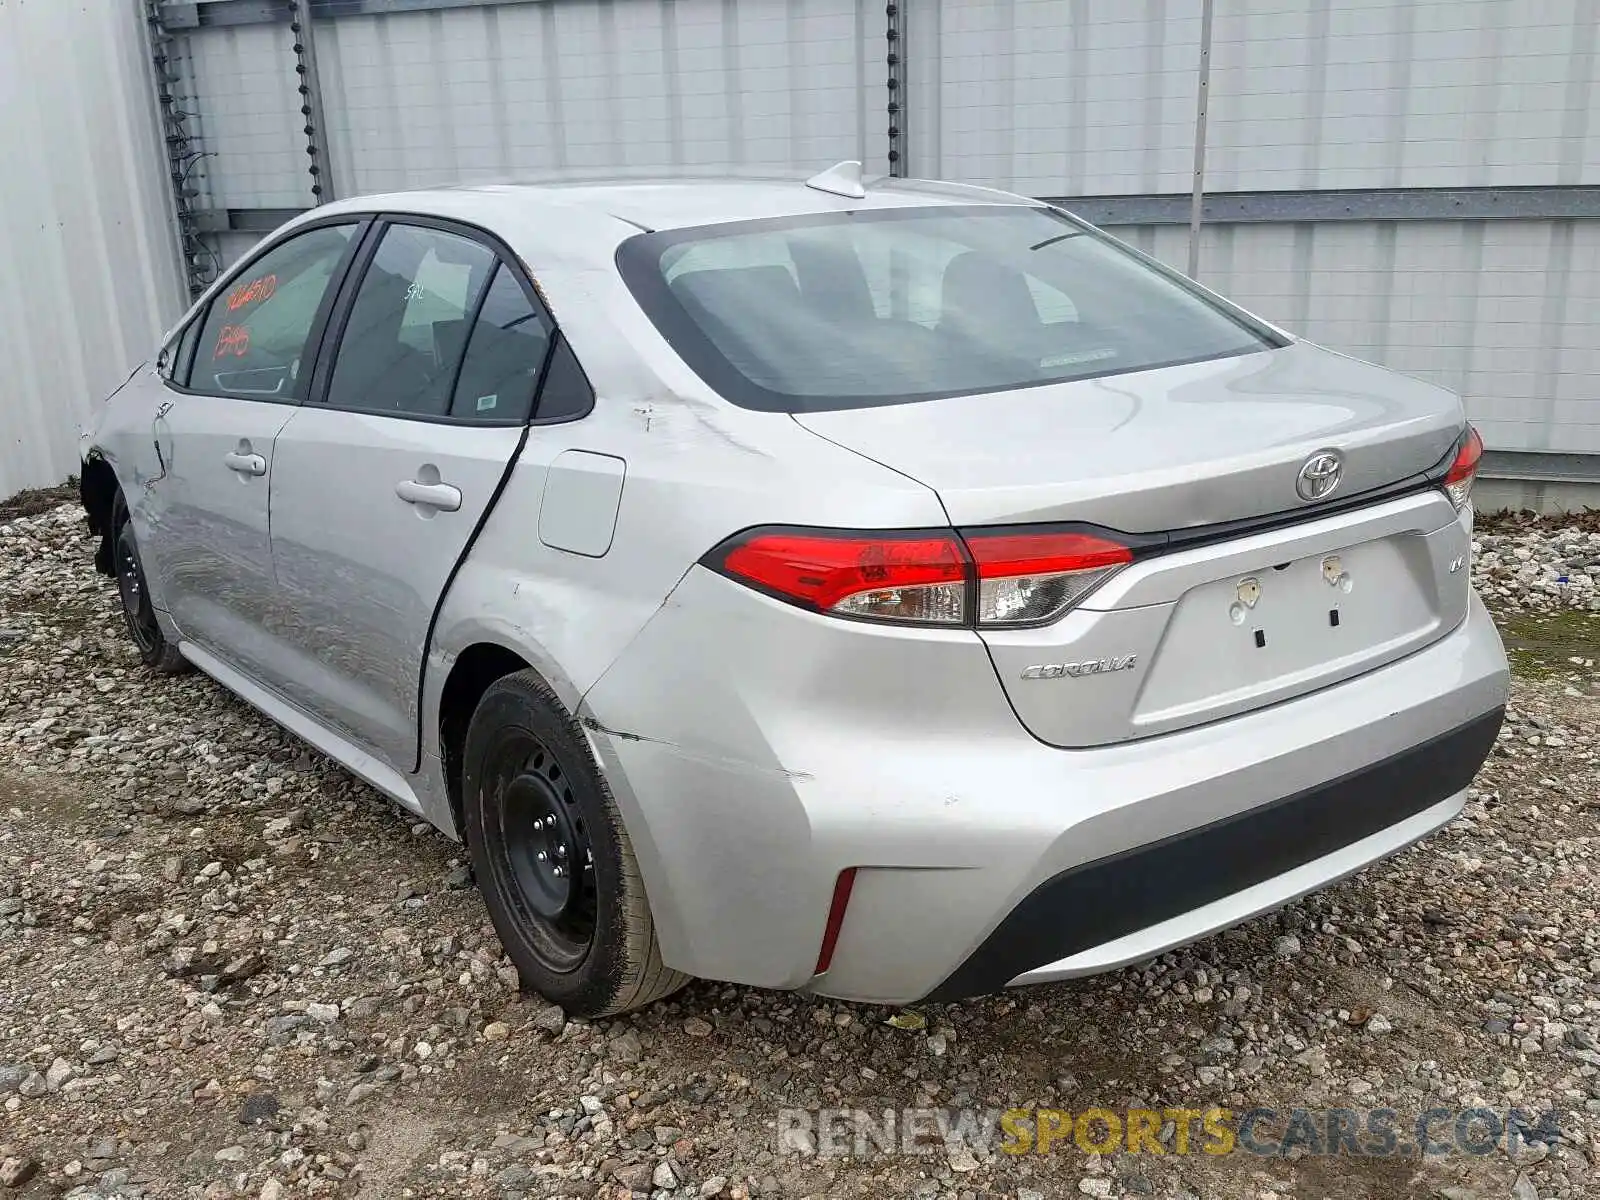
[79,165,1508,1017]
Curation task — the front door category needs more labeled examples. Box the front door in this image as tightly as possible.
[268,220,557,768]
[146,222,359,681]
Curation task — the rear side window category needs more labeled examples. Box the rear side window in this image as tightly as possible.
[616,205,1282,412]
[531,337,595,423]
[325,224,497,417]
[449,264,554,422]
[191,223,355,398]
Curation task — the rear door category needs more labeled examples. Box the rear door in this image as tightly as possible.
[266,217,560,767]
[145,221,361,679]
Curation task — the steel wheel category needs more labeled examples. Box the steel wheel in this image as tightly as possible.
[115,519,161,658]
[461,669,689,1016]
[109,494,188,674]
[484,730,598,971]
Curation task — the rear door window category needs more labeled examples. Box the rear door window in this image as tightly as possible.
[449,264,555,422]
[190,223,357,399]
[324,223,497,418]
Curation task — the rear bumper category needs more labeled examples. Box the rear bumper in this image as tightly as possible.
[926,705,1501,1000]
[581,575,1509,1005]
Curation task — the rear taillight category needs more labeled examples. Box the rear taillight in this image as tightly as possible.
[1443,425,1484,511]
[963,530,1133,626]
[717,530,968,625]
[705,526,1134,627]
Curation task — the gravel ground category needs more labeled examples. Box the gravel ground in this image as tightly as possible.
[2,499,1598,1200]
[1472,512,1600,617]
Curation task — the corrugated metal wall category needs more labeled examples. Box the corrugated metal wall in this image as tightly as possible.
[181,0,887,204]
[1117,219,1600,455]
[908,0,1204,197]
[315,0,887,191]
[0,0,186,498]
[187,23,316,210]
[908,0,1600,456]
[910,0,1598,193]
[1206,0,1596,192]
[3,0,1597,498]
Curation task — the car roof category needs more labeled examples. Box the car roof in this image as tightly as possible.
[311,172,1041,235]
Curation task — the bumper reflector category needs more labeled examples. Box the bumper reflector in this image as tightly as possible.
[813,867,858,975]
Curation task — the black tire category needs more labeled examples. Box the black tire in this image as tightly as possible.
[111,493,188,674]
[462,670,688,1017]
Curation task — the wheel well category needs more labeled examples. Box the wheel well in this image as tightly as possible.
[439,642,531,834]
[80,454,120,576]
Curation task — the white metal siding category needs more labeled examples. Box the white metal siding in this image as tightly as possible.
[908,0,1206,196]
[185,23,311,208]
[1206,0,1599,191]
[1114,219,1600,454]
[902,0,1598,458]
[303,0,885,197]
[0,0,185,498]
[4,0,1597,498]
[908,0,1600,195]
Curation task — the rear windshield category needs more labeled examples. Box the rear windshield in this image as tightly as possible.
[615,204,1283,412]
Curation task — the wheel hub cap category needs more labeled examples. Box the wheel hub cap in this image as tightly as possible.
[505,770,582,920]
[116,531,158,653]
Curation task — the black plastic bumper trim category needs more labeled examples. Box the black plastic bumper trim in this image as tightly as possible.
[924,706,1504,1002]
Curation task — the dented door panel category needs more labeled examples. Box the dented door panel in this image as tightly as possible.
[266,408,525,766]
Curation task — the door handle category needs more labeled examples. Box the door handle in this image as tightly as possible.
[395,479,463,512]
[223,451,266,476]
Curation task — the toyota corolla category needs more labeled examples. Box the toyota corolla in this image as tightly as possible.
[79,165,1508,1017]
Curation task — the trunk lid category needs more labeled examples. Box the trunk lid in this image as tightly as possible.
[792,341,1462,532]
[795,341,1473,747]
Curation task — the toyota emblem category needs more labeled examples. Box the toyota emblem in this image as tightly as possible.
[1295,449,1344,502]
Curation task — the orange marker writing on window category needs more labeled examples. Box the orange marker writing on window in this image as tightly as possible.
[226,274,277,312]
[213,325,251,358]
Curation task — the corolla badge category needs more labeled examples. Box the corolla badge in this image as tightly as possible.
[1020,655,1138,680]
[1296,449,1344,502]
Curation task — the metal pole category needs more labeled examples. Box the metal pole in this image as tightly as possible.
[887,3,906,176]
[289,0,335,202]
[144,0,217,300]
[1187,0,1215,279]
